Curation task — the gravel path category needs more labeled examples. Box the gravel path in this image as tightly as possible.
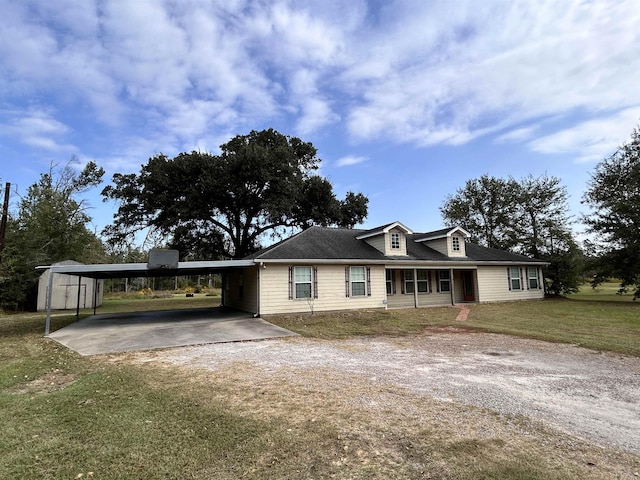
[132,330,640,455]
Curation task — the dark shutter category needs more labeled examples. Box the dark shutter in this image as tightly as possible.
[400,270,405,294]
[537,267,542,290]
[428,270,432,293]
[288,266,293,300]
[520,268,524,291]
[507,268,511,291]
[366,266,371,296]
[345,266,350,297]
[313,266,318,299]
[436,270,440,292]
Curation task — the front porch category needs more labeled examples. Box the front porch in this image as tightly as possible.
[385,268,477,309]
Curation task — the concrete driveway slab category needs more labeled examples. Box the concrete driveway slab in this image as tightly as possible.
[48,307,297,356]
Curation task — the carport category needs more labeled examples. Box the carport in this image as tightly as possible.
[36,258,293,352]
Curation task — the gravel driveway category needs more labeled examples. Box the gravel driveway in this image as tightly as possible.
[132,329,640,455]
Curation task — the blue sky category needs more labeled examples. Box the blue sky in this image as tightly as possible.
[1,0,639,243]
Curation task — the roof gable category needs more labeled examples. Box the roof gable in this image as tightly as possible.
[355,221,413,240]
[414,226,470,242]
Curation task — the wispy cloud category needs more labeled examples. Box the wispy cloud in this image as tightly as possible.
[335,155,368,167]
[528,107,640,163]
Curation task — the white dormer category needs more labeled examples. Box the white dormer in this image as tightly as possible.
[415,226,470,257]
[356,221,413,256]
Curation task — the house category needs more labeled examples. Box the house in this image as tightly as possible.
[223,221,547,315]
[37,260,104,311]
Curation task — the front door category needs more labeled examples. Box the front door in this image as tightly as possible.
[462,271,475,302]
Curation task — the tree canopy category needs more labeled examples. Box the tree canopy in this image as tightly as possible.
[0,161,105,310]
[441,174,581,295]
[583,125,640,299]
[102,129,368,259]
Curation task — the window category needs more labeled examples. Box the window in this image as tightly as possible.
[294,266,312,299]
[452,236,460,251]
[438,270,451,292]
[350,266,366,296]
[391,232,400,249]
[417,270,430,293]
[527,267,539,289]
[404,269,414,294]
[509,267,522,291]
[386,270,395,295]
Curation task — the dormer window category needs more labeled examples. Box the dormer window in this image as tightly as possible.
[391,232,400,249]
[452,236,460,251]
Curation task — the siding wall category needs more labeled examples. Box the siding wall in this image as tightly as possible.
[423,238,448,256]
[259,264,387,315]
[476,266,544,302]
[224,267,258,313]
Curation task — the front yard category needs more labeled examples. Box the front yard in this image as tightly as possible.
[0,289,638,479]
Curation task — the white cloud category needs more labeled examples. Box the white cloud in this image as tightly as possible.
[0,108,76,152]
[495,125,540,144]
[528,107,640,163]
[1,0,640,169]
[335,155,367,167]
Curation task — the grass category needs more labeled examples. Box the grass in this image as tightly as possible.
[268,283,640,356]
[1,285,639,478]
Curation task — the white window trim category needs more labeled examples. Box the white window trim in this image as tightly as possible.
[350,266,366,297]
[438,270,451,292]
[509,267,522,291]
[404,269,414,294]
[452,236,460,251]
[416,270,430,294]
[390,232,401,249]
[527,267,539,289]
[293,266,313,299]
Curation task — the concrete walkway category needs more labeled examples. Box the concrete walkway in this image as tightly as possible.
[48,307,297,356]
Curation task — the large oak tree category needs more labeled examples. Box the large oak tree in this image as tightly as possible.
[583,125,640,299]
[102,129,368,259]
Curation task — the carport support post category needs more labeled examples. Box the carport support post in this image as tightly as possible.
[44,268,54,336]
[76,275,82,318]
[93,278,98,315]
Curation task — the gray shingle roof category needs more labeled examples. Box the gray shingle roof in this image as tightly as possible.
[249,226,544,264]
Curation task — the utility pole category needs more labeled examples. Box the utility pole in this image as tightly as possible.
[0,182,10,261]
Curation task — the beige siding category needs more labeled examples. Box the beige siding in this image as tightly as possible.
[364,235,386,255]
[364,228,408,256]
[476,266,544,302]
[386,228,408,256]
[423,238,448,256]
[448,235,467,257]
[259,264,386,315]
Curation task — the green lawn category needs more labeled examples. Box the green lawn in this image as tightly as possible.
[268,283,640,356]
[1,287,638,478]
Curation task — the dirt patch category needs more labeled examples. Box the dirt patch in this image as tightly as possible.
[9,370,77,395]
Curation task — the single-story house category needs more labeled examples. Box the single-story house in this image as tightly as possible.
[223,221,548,315]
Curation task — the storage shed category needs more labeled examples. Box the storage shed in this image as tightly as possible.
[37,260,104,311]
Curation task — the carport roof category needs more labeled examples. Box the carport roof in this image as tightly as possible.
[36,259,255,279]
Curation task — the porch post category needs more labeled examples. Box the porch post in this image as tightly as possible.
[413,268,418,308]
[449,268,455,305]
